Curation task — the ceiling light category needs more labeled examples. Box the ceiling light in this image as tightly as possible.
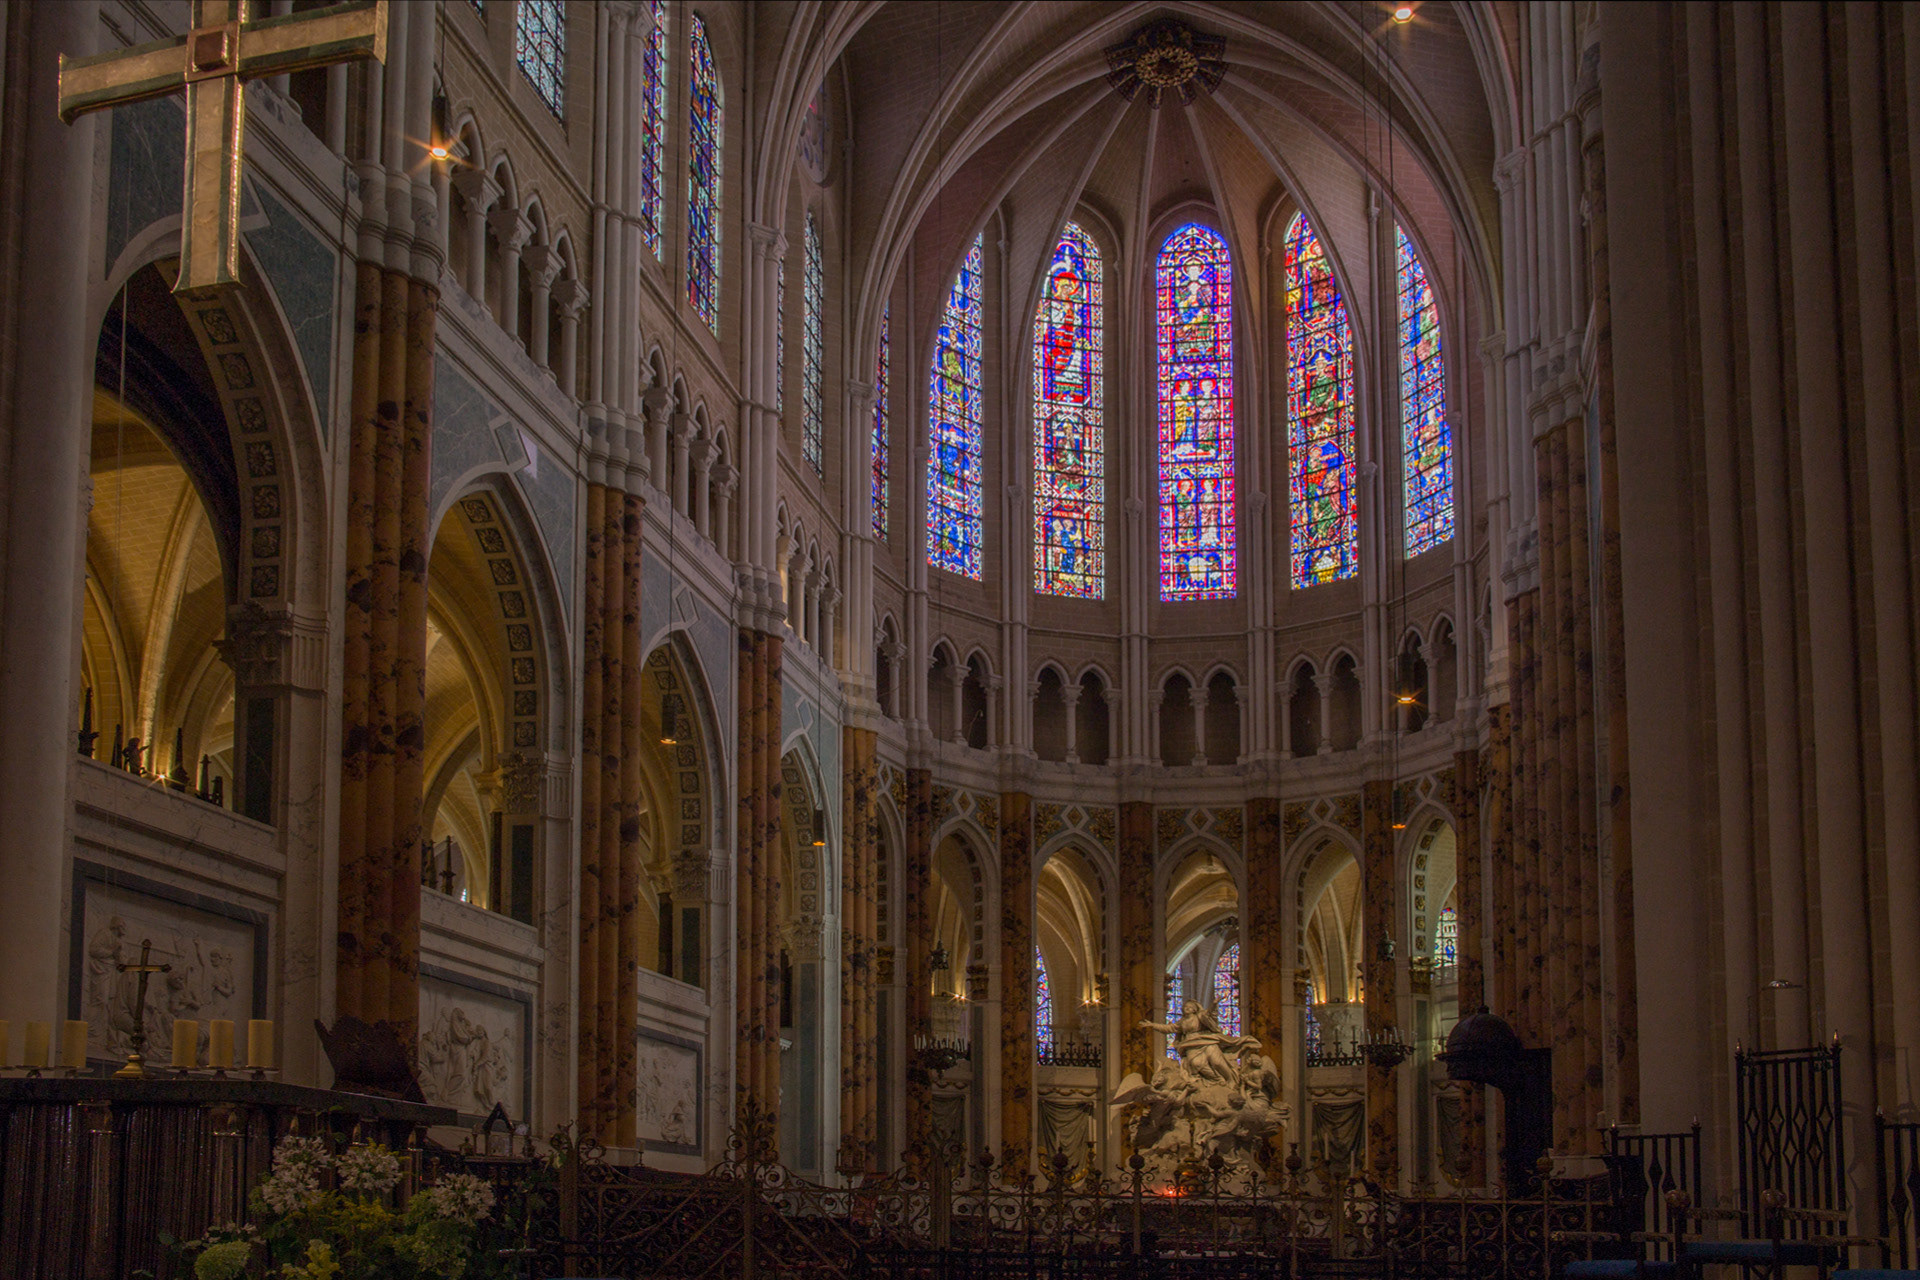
[1393,5,1414,22]
[428,142,450,160]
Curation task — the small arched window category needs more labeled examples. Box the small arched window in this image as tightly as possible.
[1286,212,1357,587]
[1156,223,1236,600]
[1033,222,1104,598]
[802,212,825,474]
[638,0,668,258]
[686,15,723,332]
[1397,225,1452,555]
[1213,943,1241,1037]
[928,235,985,578]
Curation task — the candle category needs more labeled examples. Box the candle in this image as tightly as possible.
[246,1019,274,1069]
[60,1021,87,1069]
[172,1019,199,1068]
[209,1019,236,1069]
[23,1021,50,1069]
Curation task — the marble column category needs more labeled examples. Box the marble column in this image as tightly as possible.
[1360,779,1398,1182]
[902,768,935,1160]
[1245,799,1286,1083]
[0,0,97,1025]
[1117,802,1157,1081]
[840,727,879,1168]
[999,793,1035,1173]
[577,483,607,1133]
[734,628,785,1148]
[1452,750,1487,1184]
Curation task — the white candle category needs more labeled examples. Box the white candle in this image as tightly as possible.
[60,1020,87,1069]
[209,1019,235,1068]
[246,1019,273,1069]
[23,1021,50,1068]
[171,1019,199,1068]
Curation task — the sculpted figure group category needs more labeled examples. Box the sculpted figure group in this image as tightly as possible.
[1110,999,1290,1184]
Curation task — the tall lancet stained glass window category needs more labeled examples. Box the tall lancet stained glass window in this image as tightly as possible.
[515,0,566,118]
[802,213,824,474]
[1213,943,1241,1036]
[638,0,667,259]
[1035,944,1055,1055]
[873,305,890,538]
[687,15,723,333]
[1286,212,1357,586]
[1156,224,1236,600]
[1166,967,1184,1059]
[775,264,785,413]
[1397,226,1452,555]
[928,235,985,578]
[1033,222,1104,598]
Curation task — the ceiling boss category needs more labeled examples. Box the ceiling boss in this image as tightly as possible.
[57,0,389,293]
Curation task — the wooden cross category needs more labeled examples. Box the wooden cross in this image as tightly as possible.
[58,0,388,293]
[113,937,173,1078]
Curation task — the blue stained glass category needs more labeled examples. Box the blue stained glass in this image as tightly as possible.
[927,235,984,578]
[1398,226,1453,555]
[639,0,667,259]
[1166,967,1184,1059]
[803,213,824,474]
[1287,212,1358,587]
[1033,222,1104,598]
[1436,905,1458,967]
[1156,224,1237,601]
[776,262,785,414]
[687,16,723,333]
[1035,944,1055,1055]
[515,0,566,119]
[1213,943,1240,1037]
[873,305,890,539]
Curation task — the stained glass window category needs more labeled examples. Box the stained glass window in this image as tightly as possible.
[872,305,890,539]
[687,15,723,333]
[1035,944,1055,1056]
[1436,905,1458,967]
[1156,223,1236,600]
[639,0,667,259]
[1033,222,1104,598]
[1397,226,1452,556]
[1213,943,1241,1036]
[1286,212,1357,587]
[802,213,824,474]
[927,235,984,578]
[775,263,785,414]
[1166,967,1184,1059]
[515,0,566,119]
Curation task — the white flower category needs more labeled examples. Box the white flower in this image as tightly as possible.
[335,1143,404,1196]
[417,1173,496,1227]
[259,1164,323,1215]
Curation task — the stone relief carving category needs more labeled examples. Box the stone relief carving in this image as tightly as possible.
[81,886,255,1062]
[418,979,522,1117]
[635,1038,700,1148]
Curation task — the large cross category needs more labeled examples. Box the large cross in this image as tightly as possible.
[58,1,388,293]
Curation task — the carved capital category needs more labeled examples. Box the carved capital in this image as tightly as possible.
[521,244,563,290]
[784,914,826,963]
[487,206,534,253]
[550,277,590,317]
[450,168,502,214]
[499,751,543,814]
[671,850,712,901]
[965,962,990,1001]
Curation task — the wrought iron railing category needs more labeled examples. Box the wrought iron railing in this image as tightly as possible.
[1606,1120,1701,1260]
[1037,1040,1102,1068]
[1877,1111,1920,1269]
[1735,1041,1845,1237]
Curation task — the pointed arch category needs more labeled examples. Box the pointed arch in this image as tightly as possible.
[1155,222,1236,601]
[927,234,985,578]
[1286,211,1357,587]
[638,0,669,259]
[1032,220,1104,598]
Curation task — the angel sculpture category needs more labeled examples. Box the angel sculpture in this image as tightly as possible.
[1109,1000,1290,1184]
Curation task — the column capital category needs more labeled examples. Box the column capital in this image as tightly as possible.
[487,205,534,252]
[747,221,788,261]
[551,277,590,318]
[690,436,720,470]
[671,849,713,901]
[450,167,502,213]
[713,461,740,494]
[521,243,564,289]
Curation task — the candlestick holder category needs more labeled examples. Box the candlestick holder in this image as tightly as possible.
[247,1065,280,1083]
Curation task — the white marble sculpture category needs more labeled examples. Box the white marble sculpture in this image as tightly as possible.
[1110,1001,1290,1185]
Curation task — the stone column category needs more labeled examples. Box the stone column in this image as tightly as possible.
[1233,687,1250,765]
[643,386,671,496]
[1360,778,1399,1183]
[840,727,879,1169]
[487,206,533,338]
[880,642,906,717]
[1316,672,1335,754]
[820,588,841,670]
[902,768,935,1160]
[670,411,694,516]
[551,278,589,396]
[948,666,965,745]
[805,571,825,654]
[0,0,96,1023]
[712,463,738,561]
[999,793,1035,1173]
[1278,680,1295,758]
[1245,798,1286,1089]
[1060,683,1082,763]
[984,676,1002,751]
[690,436,717,540]
[450,169,499,301]
[522,244,561,369]
[1452,750,1487,1184]
[1190,686,1207,766]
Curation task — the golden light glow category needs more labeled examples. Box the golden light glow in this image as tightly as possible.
[429,143,450,160]
[1392,5,1414,21]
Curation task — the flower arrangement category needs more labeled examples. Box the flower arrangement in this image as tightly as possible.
[177,1136,508,1280]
